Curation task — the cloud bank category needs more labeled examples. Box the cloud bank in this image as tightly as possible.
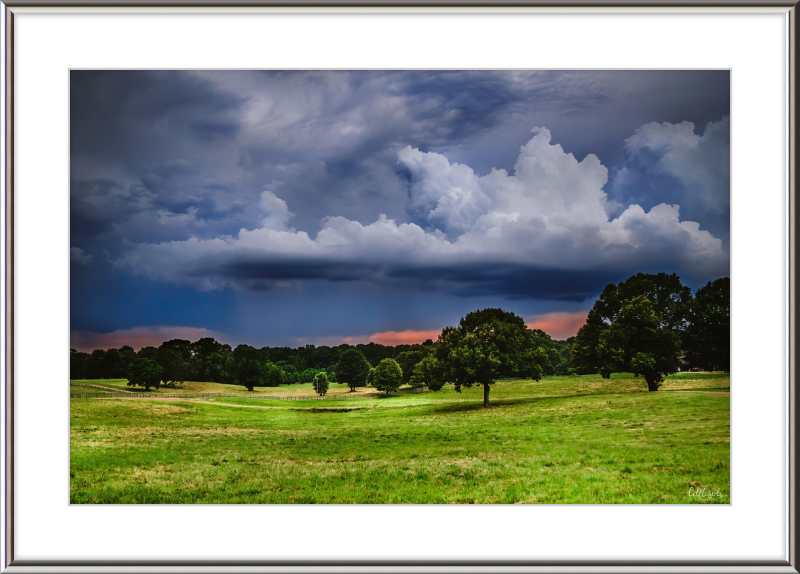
[113,127,727,301]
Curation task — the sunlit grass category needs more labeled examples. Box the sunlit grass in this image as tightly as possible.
[70,373,730,504]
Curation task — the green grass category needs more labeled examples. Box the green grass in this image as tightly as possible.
[70,385,113,395]
[70,373,730,504]
[70,378,374,397]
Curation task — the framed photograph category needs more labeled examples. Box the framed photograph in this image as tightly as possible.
[3,1,796,572]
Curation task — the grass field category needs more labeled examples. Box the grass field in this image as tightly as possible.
[71,378,377,397]
[70,384,113,395]
[70,372,730,504]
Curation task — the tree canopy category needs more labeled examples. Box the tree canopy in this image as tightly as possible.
[372,358,403,395]
[336,349,371,391]
[596,295,681,391]
[684,277,730,372]
[572,272,694,384]
[127,358,163,391]
[428,308,551,407]
[156,347,190,387]
[571,272,715,390]
[230,344,265,391]
[395,348,432,385]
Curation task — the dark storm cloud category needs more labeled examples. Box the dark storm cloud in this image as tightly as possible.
[71,71,730,247]
[213,258,616,302]
[71,71,245,158]
[72,70,730,341]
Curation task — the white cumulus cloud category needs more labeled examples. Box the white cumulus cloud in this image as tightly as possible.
[620,116,730,215]
[114,127,728,295]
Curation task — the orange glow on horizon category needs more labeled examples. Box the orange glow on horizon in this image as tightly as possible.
[369,329,441,346]
[70,326,227,353]
[526,311,588,341]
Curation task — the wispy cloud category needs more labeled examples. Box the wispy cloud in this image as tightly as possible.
[70,247,93,265]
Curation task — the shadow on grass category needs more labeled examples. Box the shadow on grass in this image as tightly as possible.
[301,407,363,413]
[426,387,728,415]
[662,387,730,392]
[429,397,543,414]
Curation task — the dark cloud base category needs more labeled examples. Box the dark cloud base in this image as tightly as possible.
[221,259,673,302]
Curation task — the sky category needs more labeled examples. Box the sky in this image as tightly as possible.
[70,70,730,351]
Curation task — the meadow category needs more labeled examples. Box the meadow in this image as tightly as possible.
[70,373,730,504]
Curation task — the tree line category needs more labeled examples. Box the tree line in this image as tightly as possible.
[70,337,448,392]
[71,272,729,405]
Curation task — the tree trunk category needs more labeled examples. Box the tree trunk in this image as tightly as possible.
[647,379,659,392]
[483,383,490,407]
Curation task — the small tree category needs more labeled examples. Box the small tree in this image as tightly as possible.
[127,358,163,391]
[313,372,329,396]
[372,358,403,396]
[336,349,371,391]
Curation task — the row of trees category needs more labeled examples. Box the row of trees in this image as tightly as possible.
[72,272,729,403]
[70,338,442,387]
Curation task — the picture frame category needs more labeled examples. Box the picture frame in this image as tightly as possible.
[2,1,796,572]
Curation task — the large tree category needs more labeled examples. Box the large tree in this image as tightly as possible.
[572,272,692,376]
[127,358,163,391]
[431,308,550,407]
[684,277,730,372]
[372,358,403,396]
[336,349,371,391]
[596,295,681,391]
